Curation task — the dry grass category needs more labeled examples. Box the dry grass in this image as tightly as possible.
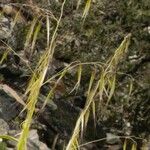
[66,34,131,150]
[16,1,67,149]
[0,1,143,150]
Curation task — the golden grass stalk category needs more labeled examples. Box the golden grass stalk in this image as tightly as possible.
[106,33,131,71]
[24,17,42,58]
[11,8,25,30]
[0,48,10,64]
[82,0,91,22]
[77,0,82,10]
[17,55,48,150]
[0,41,34,74]
[31,21,41,54]
[131,144,137,150]
[41,68,68,109]
[70,64,82,93]
[66,34,131,150]
[17,1,67,149]
[66,73,101,150]
[123,139,127,150]
[0,135,18,142]
[46,15,50,46]
[24,17,38,50]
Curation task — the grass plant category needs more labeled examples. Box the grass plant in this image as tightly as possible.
[0,1,146,150]
[66,34,131,150]
[0,135,18,142]
[17,0,67,149]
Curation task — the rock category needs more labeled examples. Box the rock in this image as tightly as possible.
[106,133,121,144]
[106,144,122,150]
[6,130,20,148]
[142,142,150,150]
[81,143,99,150]
[0,91,21,121]
[0,119,9,135]
[27,129,51,150]
[0,119,9,149]
[38,94,57,111]
[2,5,13,15]
[0,15,12,39]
